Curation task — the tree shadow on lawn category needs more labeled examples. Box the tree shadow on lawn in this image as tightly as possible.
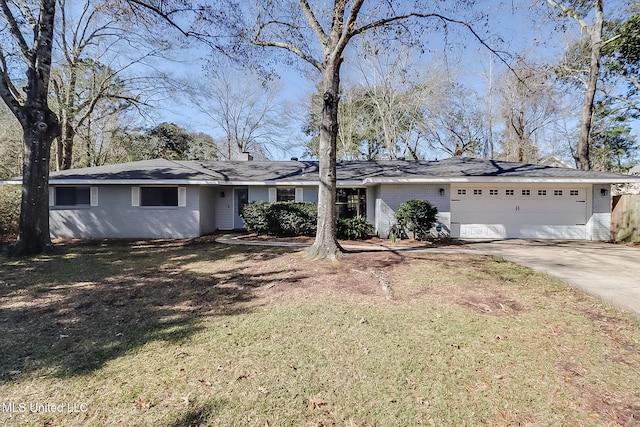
[166,398,227,427]
[0,238,304,380]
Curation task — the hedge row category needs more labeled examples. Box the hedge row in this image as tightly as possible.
[241,201,373,240]
[241,201,317,237]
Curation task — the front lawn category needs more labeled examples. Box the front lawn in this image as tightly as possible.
[1,238,638,426]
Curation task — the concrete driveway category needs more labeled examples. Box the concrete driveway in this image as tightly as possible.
[453,240,640,316]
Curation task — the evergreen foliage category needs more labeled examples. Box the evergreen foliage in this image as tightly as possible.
[395,199,439,240]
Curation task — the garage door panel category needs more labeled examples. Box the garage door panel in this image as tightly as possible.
[452,186,587,239]
[458,223,586,239]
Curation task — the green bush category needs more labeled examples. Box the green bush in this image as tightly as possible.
[240,201,270,235]
[0,185,20,242]
[395,199,438,240]
[266,202,317,237]
[337,215,373,240]
[241,201,317,237]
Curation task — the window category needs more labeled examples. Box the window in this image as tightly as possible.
[336,188,366,218]
[55,187,90,206]
[570,190,579,196]
[269,187,303,203]
[276,188,296,202]
[473,189,483,195]
[489,189,498,196]
[521,189,531,196]
[554,190,563,196]
[538,190,547,196]
[505,189,514,196]
[457,189,466,195]
[140,187,178,206]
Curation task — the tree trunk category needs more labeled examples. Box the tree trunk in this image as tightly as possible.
[12,108,59,256]
[7,0,60,256]
[575,0,604,171]
[306,61,343,260]
[56,115,74,170]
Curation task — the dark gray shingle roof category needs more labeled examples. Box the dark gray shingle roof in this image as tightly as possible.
[41,157,638,184]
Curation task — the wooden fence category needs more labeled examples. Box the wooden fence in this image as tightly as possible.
[611,194,640,242]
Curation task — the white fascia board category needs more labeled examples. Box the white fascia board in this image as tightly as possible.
[362,177,640,184]
[336,181,365,188]
[260,180,364,187]
[261,181,319,186]
[47,179,221,185]
[0,179,22,185]
[337,181,364,187]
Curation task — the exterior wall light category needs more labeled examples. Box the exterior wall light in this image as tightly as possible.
[439,188,445,196]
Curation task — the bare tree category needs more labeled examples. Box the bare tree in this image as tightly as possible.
[244,0,501,259]
[422,83,488,158]
[351,47,443,160]
[305,53,450,161]
[51,0,180,170]
[498,59,559,163]
[188,67,290,160]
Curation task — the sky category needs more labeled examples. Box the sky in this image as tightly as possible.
[131,1,619,161]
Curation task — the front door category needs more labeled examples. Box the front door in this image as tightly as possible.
[234,188,249,229]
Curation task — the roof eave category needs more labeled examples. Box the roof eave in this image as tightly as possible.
[47,179,221,185]
[362,177,640,184]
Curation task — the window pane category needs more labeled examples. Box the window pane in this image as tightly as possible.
[56,187,90,206]
[56,187,75,205]
[276,188,295,202]
[336,188,366,218]
[141,187,178,206]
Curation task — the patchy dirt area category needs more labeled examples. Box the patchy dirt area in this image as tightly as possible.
[234,232,463,248]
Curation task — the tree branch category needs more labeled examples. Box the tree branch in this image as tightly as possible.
[0,46,25,109]
[336,0,364,55]
[351,12,517,78]
[545,0,588,31]
[0,0,32,62]
[251,28,322,70]
[298,0,327,46]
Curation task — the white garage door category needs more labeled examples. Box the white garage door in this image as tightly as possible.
[451,186,587,239]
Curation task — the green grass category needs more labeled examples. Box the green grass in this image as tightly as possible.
[0,238,639,426]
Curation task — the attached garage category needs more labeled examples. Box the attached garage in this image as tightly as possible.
[450,184,588,239]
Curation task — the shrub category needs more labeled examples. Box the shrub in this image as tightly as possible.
[241,201,317,237]
[266,202,317,237]
[0,185,20,242]
[240,201,270,235]
[337,216,373,240]
[395,199,438,240]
